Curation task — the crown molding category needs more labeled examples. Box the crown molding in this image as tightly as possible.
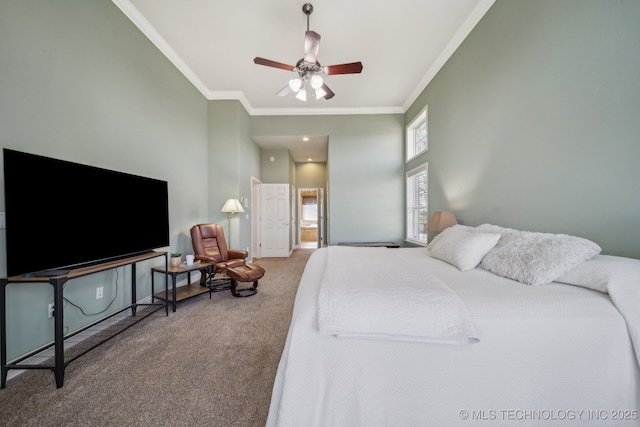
[205,91,253,113]
[247,106,405,116]
[204,91,403,116]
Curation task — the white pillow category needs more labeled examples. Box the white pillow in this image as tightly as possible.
[479,228,601,286]
[427,224,473,249]
[429,226,501,271]
[555,255,640,293]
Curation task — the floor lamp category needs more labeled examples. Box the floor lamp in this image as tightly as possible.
[221,198,244,246]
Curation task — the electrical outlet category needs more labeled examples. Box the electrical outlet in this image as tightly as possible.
[96,286,104,299]
[48,303,55,318]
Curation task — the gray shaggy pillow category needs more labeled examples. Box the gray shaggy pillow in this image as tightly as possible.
[477,224,601,286]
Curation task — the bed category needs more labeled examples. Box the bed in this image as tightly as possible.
[267,224,640,426]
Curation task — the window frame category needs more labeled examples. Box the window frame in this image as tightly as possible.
[406,106,428,162]
[405,162,428,246]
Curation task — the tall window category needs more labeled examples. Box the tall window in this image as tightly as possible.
[406,163,428,245]
[406,107,428,161]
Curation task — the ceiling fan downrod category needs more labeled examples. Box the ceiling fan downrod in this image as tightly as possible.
[302,3,313,31]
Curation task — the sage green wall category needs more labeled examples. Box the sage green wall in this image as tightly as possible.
[252,114,405,245]
[207,100,261,252]
[237,105,261,254]
[0,1,209,360]
[406,0,640,258]
[296,162,327,189]
[261,149,294,184]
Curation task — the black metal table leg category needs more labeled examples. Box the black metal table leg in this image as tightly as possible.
[52,277,68,389]
[172,275,178,312]
[1,279,7,389]
[131,263,137,316]
[164,255,169,316]
[207,265,213,299]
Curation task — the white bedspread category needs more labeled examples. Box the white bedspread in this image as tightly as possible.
[267,247,640,427]
[556,254,640,368]
[318,246,478,344]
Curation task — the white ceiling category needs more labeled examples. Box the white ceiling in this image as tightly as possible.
[113,0,494,161]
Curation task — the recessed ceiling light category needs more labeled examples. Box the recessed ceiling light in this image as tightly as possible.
[302,137,310,142]
[307,158,313,162]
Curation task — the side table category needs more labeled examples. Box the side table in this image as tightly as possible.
[151,262,213,312]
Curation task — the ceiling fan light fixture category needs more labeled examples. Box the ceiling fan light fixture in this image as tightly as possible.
[295,87,307,101]
[289,78,302,93]
[310,74,323,90]
[254,3,363,101]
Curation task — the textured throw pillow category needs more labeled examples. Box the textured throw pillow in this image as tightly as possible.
[478,227,601,286]
[475,223,520,237]
[429,225,501,271]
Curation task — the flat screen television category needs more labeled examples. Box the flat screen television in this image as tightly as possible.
[3,148,170,277]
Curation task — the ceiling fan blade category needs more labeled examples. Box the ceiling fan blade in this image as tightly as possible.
[304,31,321,63]
[321,83,335,100]
[276,85,291,97]
[324,62,363,75]
[253,57,296,72]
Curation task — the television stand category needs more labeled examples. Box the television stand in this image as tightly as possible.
[33,269,71,278]
[0,251,168,389]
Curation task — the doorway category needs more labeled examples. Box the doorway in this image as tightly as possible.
[299,188,321,249]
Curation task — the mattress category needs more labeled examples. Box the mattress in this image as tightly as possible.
[267,247,640,426]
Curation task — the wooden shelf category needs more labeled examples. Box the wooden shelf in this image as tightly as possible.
[151,262,214,312]
[153,282,209,303]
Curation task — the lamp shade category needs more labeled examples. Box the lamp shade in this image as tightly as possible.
[428,211,457,232]
[315,87,327,100]
[295,87,307,101]
[221,198,244,213]
[289,78,302,93]
[310,74,323,90]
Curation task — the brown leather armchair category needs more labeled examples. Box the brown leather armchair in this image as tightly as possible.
[190,224,248,288]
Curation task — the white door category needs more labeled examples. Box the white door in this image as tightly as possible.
[260,183,290,257]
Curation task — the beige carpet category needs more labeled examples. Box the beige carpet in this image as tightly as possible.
[0,249,314,427]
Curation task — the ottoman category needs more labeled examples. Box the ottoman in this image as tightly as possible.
[226,264,265,297]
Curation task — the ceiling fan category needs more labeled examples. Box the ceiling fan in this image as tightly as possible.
[253,3,363,101]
